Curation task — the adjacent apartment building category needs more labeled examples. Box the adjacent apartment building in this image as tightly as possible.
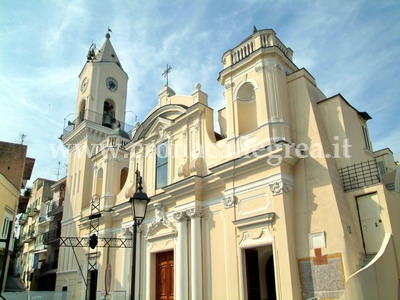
[17,178,56,290]
[55,29,400,299]
[0,141,34,292]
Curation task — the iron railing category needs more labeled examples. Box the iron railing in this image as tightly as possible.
[48,200,64,216]
[338,160,381,191]
[62,108,135,140]
[42,228,61,245]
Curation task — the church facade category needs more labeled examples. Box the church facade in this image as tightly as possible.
[56,29,400,299]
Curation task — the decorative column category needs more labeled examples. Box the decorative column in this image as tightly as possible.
[187,206,203,300]
[145,236,151,300]
[173,211,189,300]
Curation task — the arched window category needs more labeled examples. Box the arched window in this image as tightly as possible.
[102,99,116,128]
[79,99,86,124]
[120,167,128,190]
[237,82,257,135]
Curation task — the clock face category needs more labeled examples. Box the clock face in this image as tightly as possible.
[106,77,118,92]
[81,77,89,93]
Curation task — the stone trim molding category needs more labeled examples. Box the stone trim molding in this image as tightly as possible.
[186,206,202,219]
[173,210,189,222]
[223,195,236,209]
[145,202,175,237]
[266,173,294,195]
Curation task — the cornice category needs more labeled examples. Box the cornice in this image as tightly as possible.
[209,143,300,181]
[163,175,203,201]
[63,120,114,145]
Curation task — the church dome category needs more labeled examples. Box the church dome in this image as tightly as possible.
[113,127,131,140]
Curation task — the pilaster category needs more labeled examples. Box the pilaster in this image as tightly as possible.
[267,174,300,299]
[173,211,189,300]
[187,206,203,300]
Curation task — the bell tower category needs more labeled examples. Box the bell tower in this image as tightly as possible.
[61,32,129,218]
[218,28,297,153]
[76,32,128,128]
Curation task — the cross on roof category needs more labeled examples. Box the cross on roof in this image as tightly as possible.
[162,64,172,86]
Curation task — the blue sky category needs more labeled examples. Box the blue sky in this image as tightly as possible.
[1,0,399,186]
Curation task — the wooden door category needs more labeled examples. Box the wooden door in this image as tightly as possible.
[156,251,174,300]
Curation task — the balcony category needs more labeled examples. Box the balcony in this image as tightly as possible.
[26,204,40,217]
[22,230,36,243]
[61,108,134,140]
[38,215,53,225]
[19,213,28,225]
[47,200,63,216]
[43,228,61,245]
[338,160,381,192]
[35,234,47,251]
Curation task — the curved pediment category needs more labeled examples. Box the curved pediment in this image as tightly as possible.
[133,104,188,141]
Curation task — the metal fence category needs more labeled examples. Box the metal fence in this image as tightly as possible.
[338,160,381,191]
[1,291,71,299]
[2,290,126,300]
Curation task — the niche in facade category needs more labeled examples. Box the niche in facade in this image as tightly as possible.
[120,167,128,190]
[237,82,257,135]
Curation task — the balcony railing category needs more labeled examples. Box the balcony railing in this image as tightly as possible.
[228,29,293,66]
[22,230,36,243]
[35,234,47,251]
[338,160,382,191]
[38,215,53,224]
[61,108,135,140]
[26,201,40,217]
[48,200,63,216]
[19,213,28,225]
[43,228,61,245]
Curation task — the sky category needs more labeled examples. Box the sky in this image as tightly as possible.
[1,0,399,188]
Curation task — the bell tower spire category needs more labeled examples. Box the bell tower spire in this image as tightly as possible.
[73,31,128,130]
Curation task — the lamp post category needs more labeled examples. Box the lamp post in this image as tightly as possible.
[128,169,150,300]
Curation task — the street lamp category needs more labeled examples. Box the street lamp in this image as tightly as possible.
[127,168,150,300]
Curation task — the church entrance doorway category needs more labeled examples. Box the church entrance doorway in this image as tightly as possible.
[156,250,174,300]
[244,246,276,300]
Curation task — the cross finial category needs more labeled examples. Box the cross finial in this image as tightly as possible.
[162,64,172,86]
